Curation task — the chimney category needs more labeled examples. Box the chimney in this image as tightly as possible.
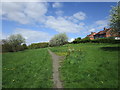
[91,32,94,34]
[104,27,106,31]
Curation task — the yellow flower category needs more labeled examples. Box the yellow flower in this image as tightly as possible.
[12,80,15,82]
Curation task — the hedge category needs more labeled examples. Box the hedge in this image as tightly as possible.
[28,42,49,49]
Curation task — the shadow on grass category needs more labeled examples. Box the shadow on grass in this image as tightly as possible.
[100,47,120,51]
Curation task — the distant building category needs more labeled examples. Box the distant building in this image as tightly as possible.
[94,28,112,39]
[87,32,96,40]
[86,28,120,40]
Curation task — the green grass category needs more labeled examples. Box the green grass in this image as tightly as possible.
[2,48,53,88]
[50,43,119,88]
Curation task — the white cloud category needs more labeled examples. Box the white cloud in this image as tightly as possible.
[66,16,79,23]
[95,20,108,25]
[73,12,86,20]
[52,2,62,8]
[1,0,44,2]
[1,2,88,43]
[86,19,108,34]
[55,10,64,16]
[79,22,85,26]
[1,2,86,34]
[2,2,48,24]
[14,28,52,44]
[64,11,86,24]
[95,20,108,30]
[69,38,75,42]
[0,32,8,39]
[45,16,84,33]
[89,28,95,32]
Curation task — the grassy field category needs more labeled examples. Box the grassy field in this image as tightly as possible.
[50,43,119,88]
[2,43,119,88]
[2,48,53,88]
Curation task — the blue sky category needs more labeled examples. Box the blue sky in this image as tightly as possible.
[1,2,117,44]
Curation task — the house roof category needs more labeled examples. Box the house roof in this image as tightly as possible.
[86,28,120,38]
[87,32,96,37]
[95,28,111,35]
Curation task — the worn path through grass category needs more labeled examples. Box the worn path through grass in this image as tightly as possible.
[48,49,63,88]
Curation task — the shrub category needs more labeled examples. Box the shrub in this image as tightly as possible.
[28,42,48,49]
[72,37,81,44]
[72,37,91,43]
[91,38,120,43]
[72,36,120,44]
[79,37,91,43]
[38,43,49,48]
[49,33,68,46]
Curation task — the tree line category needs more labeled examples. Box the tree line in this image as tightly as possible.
[1,33,68,52]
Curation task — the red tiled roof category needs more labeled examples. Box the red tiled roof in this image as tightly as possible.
[96,28,111,35]
[86,28,119,38]
[87,32,96,37]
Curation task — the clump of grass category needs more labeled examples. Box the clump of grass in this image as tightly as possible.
[55,52,68,56]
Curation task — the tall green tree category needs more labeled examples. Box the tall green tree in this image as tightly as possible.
[109,2,120,35]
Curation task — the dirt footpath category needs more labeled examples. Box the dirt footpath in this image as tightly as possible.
[48,49,63,88]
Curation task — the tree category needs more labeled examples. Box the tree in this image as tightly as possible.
[49,33,68,46]
[72,37,81,43]
[8,34,25,46]
[109,2,120,35]
[2,34,26,52]
[22,44,28,49]
[8,34,25,52]
[2,39,13,52]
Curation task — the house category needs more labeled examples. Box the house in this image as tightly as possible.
[86,32,96,40]
[86,28,120,40]
[107,28,120,39]
[94,28,112,39]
